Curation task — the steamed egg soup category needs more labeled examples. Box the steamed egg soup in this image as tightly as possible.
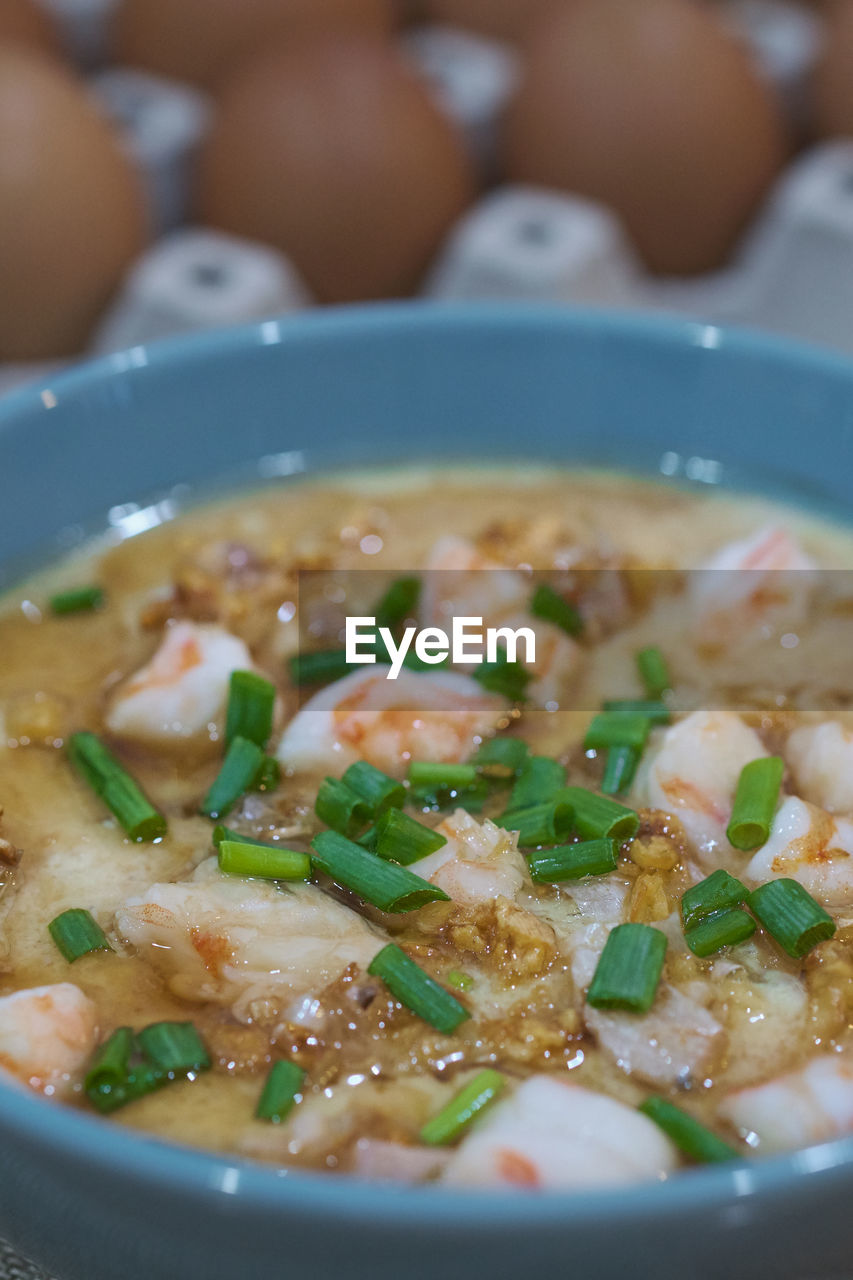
[1,465,852,1190]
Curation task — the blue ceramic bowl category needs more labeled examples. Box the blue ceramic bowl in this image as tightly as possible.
[1,304,853,1280]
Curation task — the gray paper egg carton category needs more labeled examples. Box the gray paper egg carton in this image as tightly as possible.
[3,0,851,399]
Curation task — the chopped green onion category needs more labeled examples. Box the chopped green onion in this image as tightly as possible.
[584,712,652,753]
[408,762,478,790]
[342,761,405,817]
[530,583,583,637]
[420,1070,506,1146]
[48,908,112,963]
[601,745,640,796]
[311,830,449,913]
[50,585,104,616]
[218,840,311,882]
[636,647,671,699]
[409,778,491,813]
[212,823,277,850]
[368,944,470,1033]
[288,649,351,687]
[84,1026,134,1097]
[684,908,756,957]
[374,576,421,629]
[87,1060,165,1114]
[497,798,574,847]
[374,808,447,865]
[639,1097,739,1163]
[586,923,667,1012]
[252,755,280,793]
[255,1059,305,1123]
[472,647,531,701]
[603,699,671,725]
[224,670,275,748]
[446,969,474,992]
[561,787,640,842]
[507,756,565,811]
[200,735,265,820]
[726,756,785,851]
[528,838,618,883]
[315,776,372,837]
[68,731,167,842]
[681,869,749,932]
[748,878,836,958]
[473,736,529,779]
[136,1021,211,1076]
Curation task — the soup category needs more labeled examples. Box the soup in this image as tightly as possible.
[1,465,852,1190]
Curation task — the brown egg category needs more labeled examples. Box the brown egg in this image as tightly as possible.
[504,0,788,275]
[0,0,62,57]
[416,0,549,41]
[0,48,148,359]
[196,36,476,302]
[814,0,853,137]
[113,0,396,89]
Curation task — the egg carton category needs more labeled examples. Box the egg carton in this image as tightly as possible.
[3,0,850,398]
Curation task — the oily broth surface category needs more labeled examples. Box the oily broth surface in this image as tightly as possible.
[0,465,852,1170]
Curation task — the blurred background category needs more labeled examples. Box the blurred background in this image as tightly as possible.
[1,0,852,397]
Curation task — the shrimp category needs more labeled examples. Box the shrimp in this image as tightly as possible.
[745,796,853,909]
[106,621,253,742]
[786,722,853,815]
[710,962,808,1089]
[0,983,98,1095]
[115,857,383,1020]
[570,923,723,1087]
[689,525,815,647]
[441,1075,678,1189]
[636,711,769,868]
[412,810,528,906]
[421,536,581,708]
[276,666,506,779]
[720,1054,853,1155]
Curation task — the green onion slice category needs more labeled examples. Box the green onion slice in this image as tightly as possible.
[48,908,112,963]
[473,736,529,779]
[315,776,372,838]
[252,755,280,793]
[530,583,583,638]
[584,712,652,753]
[561,787,640,842]
[218,840,311,882]
[681,869,749,932]
[374,808,447,865]
[446,969,474,992]
[368,944,470,1033]
[636,647,671,699]
[684,908,756,957]
[136,1021,211,1076]
[256,1059,306,1123]
[601,745,640,797]
[212,824,277,850]
[586,923,667,1013]
[50,585,104,616]
[288,649,351,687]
[84,1026,134,1097]
[727,756,785,851]
[341,761,406,817]
[602,699,671,725]
[639,1097,739,1163]
[224,670,276,749]
[200,735,265,820]
[408,762,478,790]
[420,1070,506,1146]
[528,838,618,883]
[472,646,531,701]
[507,755,565,811]
[497,798,574,847]
[747,878,836,958]
[310,830,449,913]
[374,576,421,629]
[68,731,167,842]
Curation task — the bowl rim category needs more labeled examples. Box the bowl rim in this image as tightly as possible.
[2,300,853,1222]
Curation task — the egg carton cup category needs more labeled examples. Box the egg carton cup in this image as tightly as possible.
[4,2,851,396]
